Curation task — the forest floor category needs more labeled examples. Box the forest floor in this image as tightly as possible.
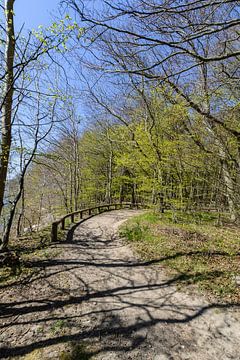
[0,209,239,360]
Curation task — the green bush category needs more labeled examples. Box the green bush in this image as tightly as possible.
[120,221,149,242]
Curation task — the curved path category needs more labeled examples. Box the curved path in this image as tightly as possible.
[0,210,239,359]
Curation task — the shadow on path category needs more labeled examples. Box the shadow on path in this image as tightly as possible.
[0,210,239,359]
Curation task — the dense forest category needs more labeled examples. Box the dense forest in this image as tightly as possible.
[0,0,239,249]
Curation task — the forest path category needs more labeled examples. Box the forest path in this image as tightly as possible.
[0,210,239,359]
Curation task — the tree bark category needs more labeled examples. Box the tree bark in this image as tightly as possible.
[105,141,113,204]
[0,0,15,217]
[221,159,237,222]
[1,173,24,250]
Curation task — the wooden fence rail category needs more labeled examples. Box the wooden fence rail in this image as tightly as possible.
[51,202,142,242]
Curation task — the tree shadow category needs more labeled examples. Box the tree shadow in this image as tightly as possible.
[0,295,238,358]
[1,261,239,359]
[0,212,239,359]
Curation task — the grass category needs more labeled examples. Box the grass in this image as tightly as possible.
[120,211,240,303]
[60,342,94,360]
[22,342,94,360]
[0,208,106,288]
[0,224,68,287]
[50,319,69,335]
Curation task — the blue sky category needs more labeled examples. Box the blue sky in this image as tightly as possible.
[15,0,60,30]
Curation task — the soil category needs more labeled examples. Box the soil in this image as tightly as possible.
[0,210,239,359]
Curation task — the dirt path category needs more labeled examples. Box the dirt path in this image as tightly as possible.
[0,210,239,359]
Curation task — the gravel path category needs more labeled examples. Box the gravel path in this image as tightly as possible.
[0,210,239,359]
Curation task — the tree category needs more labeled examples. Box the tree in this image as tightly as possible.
[1,98,56,250]
[0,0,16,219]
[67,0,240,219]
[0,2,82,248]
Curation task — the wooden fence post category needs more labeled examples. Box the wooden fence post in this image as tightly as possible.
[51,223,58,242]
[71,214,74,222]
[61,218,65,230]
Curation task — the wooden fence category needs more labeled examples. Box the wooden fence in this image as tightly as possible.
[51,202,142,242]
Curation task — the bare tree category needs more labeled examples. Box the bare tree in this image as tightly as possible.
[1,98,57,250]
[67,0,240,219]
[0,1,78,232]
[0,0,16,218]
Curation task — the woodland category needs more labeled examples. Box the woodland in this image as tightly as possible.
[0,1,240,359]
[0,1,239,263]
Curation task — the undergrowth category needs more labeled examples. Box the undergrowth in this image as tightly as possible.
[120,211,240,303]
[0,225,67,287]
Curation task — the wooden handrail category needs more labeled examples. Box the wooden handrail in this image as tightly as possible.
[51,202,142,242]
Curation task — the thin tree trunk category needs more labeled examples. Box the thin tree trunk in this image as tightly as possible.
[0,0,15,218]
[1,173,24,250]
[74,134,80,211]
[105,143,113,204]
[131,183,137,206]
[221,159,237,221]
[16,187,25,237]
[69,163,73,212]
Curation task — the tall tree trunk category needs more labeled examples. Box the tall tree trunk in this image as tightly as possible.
[105,144,113,204]
[216,141,238,221]
[69,163,73,212]
[131,183,137,206]
[119,184,124,203]
[0,0,15,218]
[1,173,24,250]
[221,159,237,221]
[73,134,80,211]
